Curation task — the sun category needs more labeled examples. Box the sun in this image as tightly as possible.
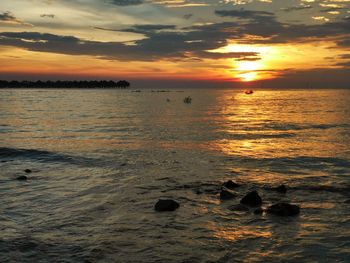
[238,72,258,82]
[235,61,261,81]
[207,44,273,82]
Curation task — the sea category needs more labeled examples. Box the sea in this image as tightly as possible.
[0,88,350,262]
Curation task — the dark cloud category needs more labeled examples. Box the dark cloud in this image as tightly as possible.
[0,8,349,63]
[282,5,312,12]
[336,61,350,68]
[320,7,344,13]
[131,24,176,31]
[0,31,255,61]
[215,9,276,23]
[339,54,350,59]
[94,24,177,33]
[214,9,350,44]
[40,14,55,18]
[194,51,259,60]
[183,14,193,20]
[0,11,27,24]
[0,11,16,21]
[0,11,32,26]
[109,0,143,6]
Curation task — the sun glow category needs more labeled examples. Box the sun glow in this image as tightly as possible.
[236,61,262,81]
[208,44,273,82]
[207,42,344,82]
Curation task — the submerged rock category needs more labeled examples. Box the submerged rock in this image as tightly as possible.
[220,189,236,200]
[228,204,249,212]
[267,203,300,216]
[274,184,287,193]
[223,180,240,190]
[240,191,262,207]
[154,199,180,212]
[16,175,28,181]
[24,169,32,173]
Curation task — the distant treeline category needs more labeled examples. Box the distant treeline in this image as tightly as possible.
[0,80,130,88]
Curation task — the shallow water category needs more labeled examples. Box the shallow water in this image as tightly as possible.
[0,88,350,262]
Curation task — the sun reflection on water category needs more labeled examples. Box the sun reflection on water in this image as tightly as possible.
[210,223,272,242]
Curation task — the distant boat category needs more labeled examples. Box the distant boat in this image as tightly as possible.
[183,96,192,104]
[244,90,254,95]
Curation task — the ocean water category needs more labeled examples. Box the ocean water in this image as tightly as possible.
[0,88,350,262]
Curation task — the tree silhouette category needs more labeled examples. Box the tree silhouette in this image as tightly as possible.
[0,80,131,89]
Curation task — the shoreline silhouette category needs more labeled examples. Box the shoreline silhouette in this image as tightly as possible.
[0,80,130,89]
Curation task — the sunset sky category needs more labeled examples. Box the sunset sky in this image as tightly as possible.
[0,0,349,88]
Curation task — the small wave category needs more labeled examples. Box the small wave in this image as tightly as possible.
[263,122,349,131]
[222,132,295,140]
[226,155,350,171]
[0,147,102,166]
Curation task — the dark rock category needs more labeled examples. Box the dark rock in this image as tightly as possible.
[120,163,127,166]
[16,175,28,181]
[223,180,240,190]
[154,199,180,212]
[267,203,300,216]
[275,184,287,193]
[254,208,264,215]
[24,169,32,173]
[345,199,350,204]
[240,191,262,207]
[220,189,236,200]
[228,204,249,212]
[195,189,203,195]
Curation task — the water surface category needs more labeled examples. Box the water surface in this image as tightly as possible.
[1,88,350,262]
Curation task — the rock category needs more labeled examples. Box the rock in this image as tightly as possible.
[267,203,300,216]
[223,180,240,190]
[274,184,287,193]
[220,189,236,200]
[344,199,350,204]
[24,169,32,173]
[195,189,203,195]
[228,204,249,212]
[154,199,180,212]
[254,208,264,215]
[16,175,28,181]
[120,163,127,167]
[240,191,262,207]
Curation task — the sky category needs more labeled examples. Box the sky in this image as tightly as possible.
[0,0,349,88]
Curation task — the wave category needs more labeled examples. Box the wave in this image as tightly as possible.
[0,147,101,166]
[226,155,350,171]
[263,122,349,131]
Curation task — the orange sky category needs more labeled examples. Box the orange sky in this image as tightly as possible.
[0,0,350,87]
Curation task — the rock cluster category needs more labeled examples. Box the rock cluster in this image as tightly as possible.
[154,180,300,217]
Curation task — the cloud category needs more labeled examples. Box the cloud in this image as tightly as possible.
[0,30,260,62]
[109,0,143,6]
[183,13,193,19]
[0,6,349,63]
[0,11,31,25]
[282,5,313,12]
[40,14,55,18]
[215,9,275,23]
